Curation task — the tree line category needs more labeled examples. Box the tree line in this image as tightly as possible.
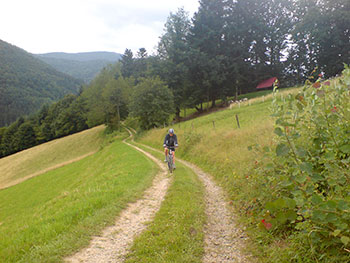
[1,0,349,158]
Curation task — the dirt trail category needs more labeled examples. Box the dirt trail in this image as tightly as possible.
[139,143,252,263]
[65,130,171,263]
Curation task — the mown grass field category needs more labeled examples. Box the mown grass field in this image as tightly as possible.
[0,125,105,189]
[136,87,301,262]
[125,144,206,263]
[0,129,159,262]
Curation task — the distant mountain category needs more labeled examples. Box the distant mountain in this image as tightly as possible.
[0,39,83,127]
[35,52,122,82]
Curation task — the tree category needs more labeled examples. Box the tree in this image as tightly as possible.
[130,77,174,130]
[291,0,350,78]
[187,0,230,108]
[103,77,131,130]
[158,8,191,119]
[15,121,37,150]
[121,49,134,78]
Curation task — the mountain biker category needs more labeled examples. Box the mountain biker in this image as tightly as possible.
[163,128,178,169]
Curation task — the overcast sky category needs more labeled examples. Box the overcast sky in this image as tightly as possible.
[0,0,199,55]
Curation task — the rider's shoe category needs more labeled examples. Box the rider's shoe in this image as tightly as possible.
[164,158,167,162]
[173,163,176,169]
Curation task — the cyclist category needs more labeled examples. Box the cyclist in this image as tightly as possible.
[163,128,178,169]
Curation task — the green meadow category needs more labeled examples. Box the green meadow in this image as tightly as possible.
[0,131,158,262]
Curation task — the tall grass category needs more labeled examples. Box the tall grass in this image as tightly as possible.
[0,132,158,262]
[137,87,301,262]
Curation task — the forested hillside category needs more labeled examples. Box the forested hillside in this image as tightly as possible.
[0,39,82,126]
[1,0,349,161]
[35,52,122,82]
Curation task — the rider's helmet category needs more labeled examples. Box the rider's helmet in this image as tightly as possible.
[169,128,174,134]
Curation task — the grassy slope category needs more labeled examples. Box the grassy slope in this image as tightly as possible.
[0,130,158,262]
[125,145,206,263]
[0,126,104,189]
[137,88,300,262]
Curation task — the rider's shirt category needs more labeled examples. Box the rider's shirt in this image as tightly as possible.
[163,134,178,149]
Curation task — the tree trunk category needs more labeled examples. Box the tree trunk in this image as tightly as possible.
[211,98,216,108]
[175,107,180,121]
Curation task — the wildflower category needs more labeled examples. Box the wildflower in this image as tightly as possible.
[313,82,321,89]
[331,106,337,113]
[261,219,272,230]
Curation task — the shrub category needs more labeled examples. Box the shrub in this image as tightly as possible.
[256,65,350,261]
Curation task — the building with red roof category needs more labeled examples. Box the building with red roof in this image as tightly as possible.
[256,77,279,90]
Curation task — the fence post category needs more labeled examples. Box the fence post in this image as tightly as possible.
[235,114,240,129]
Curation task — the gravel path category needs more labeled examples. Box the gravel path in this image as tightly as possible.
[179,160,251,263]
[65,135,171,263]
[139,143,252,263]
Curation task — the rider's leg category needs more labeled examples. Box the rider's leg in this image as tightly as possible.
[164,148,168,162]
[173,151,175,164]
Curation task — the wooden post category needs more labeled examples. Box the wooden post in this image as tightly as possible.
[191,122,194,130]
[235,114,240,129]
[213,121,215,129]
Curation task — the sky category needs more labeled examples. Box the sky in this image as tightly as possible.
[0,0,199,55]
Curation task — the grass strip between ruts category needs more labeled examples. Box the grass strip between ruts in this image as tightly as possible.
[125,142,206,263]
[0,136,158,263]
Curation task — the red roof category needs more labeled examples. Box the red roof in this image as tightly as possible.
[256,77,278,89]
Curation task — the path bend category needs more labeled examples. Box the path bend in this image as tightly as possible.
[65,130,171,263]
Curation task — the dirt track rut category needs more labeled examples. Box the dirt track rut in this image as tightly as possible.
[65,136,171,263]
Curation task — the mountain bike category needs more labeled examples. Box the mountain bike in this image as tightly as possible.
[167,147,175,173]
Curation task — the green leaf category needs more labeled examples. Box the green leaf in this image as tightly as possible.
[326,200,337,211]
[341,236,350,246]
[276,212,288,224]
[276,143,290,157]
[340,145,350,154]
[311,194,323,205]
[338,200,349,211]
[333,230,341,237]
[274,198,286,209]
[296,146,307,158]
[274,127,284,136]
[295,174,307,184]
[312,210,327,221]
[286,210,297,222]
[284,198,296,209]
[325,213,337,223]
[310,173,323,182]
[299,162,313,174]
[324,152,335,160]
[266,202,276,212]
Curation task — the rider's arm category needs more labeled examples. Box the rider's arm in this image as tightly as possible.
[163,134,168,147]
[174,134,179,147]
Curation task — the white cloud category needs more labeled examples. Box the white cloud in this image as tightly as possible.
[0,0,199,54]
